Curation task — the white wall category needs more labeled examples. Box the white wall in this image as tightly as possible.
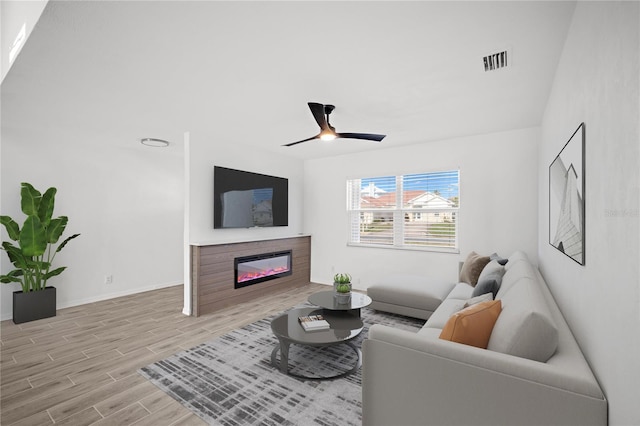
[304,127,539,290]
[187,136,305,244]
[184,132,305,313]
[538,2,640,425]
[0,134,184,320]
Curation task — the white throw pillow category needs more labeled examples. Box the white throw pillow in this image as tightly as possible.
[463,292,493,308]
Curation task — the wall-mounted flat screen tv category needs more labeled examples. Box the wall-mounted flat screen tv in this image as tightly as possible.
[214,166,288,229]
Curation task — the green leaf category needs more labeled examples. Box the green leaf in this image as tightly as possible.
[333,273,351,284]
[56,233,80,253]
[20,183,42,216]
[337,283,351,293]
[0,216,20,241]
[19,216,47,256]
[0,269,25,290]
[38,187,57,226]
[44,267,66,280]
[7,269,23,278]
[2,241,29,269]
[23,257,40,269]
[47,217,68,244]
[0,273,23,284]
[33,260,51,270]
[0,269,23,284]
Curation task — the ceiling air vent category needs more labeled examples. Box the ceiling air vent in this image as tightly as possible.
[483,50,509,72]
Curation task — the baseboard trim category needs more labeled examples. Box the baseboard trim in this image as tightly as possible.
[0,281,183,321]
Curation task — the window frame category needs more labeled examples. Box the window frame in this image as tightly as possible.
[346,170,460,253]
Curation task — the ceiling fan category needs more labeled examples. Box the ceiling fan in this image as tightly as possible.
[283,102,386,147]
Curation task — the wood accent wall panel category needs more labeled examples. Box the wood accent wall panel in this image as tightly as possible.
[191,236,310,316]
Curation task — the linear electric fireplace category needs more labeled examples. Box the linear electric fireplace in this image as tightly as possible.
[234,250,292,289]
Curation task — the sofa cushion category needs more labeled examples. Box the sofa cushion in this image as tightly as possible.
[497,259,538,299]
[488,277,559,362]
[472,260,506,298]
[424,299,466,329]
[459,251,490,286]
[504,251,529,271]
[446,282,474,300]
[463,292,493,308]
[439,300,502,349]
[367,276,455,313]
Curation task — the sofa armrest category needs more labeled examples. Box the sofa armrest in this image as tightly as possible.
[363,325,606,426]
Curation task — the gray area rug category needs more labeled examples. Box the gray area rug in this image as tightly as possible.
[139,306,424,425]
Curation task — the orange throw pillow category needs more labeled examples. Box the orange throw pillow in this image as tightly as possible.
[439,300,502,349]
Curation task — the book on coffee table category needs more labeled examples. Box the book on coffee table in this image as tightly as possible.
[298,314,330,331]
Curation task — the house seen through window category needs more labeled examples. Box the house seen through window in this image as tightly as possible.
[347,170,460,251]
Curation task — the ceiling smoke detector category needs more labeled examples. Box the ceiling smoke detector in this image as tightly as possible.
[483,50,509,72]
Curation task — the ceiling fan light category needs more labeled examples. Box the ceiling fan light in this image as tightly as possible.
[320,132,336,141]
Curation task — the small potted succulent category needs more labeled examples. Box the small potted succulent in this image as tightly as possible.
[333,273,352,304]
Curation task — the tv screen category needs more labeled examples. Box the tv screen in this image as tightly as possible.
[214,166,288,229]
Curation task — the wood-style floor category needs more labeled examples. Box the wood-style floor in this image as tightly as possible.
[0,282,328,425]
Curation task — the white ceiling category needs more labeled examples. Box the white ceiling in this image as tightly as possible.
[1,1,576,160]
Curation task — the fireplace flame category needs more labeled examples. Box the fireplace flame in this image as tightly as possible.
[238,266,290,283]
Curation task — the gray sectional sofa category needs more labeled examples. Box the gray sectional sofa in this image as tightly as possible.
[362,251,607,426]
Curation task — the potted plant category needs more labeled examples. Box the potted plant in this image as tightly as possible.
[333,273,352,304]
[0,183,80,324]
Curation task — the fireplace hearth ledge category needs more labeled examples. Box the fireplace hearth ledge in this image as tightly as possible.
[191,234,311,247]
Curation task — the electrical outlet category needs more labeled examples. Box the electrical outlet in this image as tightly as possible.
[104,275,113,285]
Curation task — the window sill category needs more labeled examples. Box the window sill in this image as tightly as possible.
[346,243,460,254]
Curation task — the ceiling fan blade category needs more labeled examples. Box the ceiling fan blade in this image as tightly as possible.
[308,102,331,132]
[336,132,386,142]
[282,135,319,147]
[287,103,386,147]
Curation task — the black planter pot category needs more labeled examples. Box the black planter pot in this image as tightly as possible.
[13,287,57,324]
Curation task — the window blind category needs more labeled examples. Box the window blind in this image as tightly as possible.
[347,170,459,251]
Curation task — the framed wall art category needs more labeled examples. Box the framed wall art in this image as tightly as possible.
[549,122,585,265]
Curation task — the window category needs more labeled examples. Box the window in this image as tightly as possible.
[347,170,459,251]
